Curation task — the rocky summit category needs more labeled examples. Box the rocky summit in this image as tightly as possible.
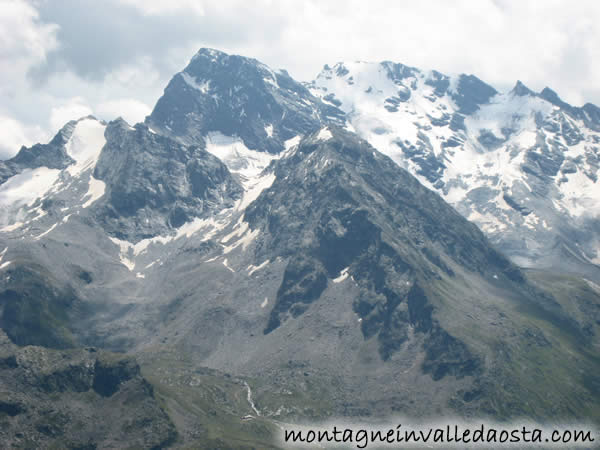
[0,48,599,448]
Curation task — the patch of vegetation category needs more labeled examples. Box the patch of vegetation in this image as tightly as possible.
[139,351,282,449]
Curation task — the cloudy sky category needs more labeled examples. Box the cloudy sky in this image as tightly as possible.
[1,0,599,158]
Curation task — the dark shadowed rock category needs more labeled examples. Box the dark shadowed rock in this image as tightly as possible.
[0,331,176,448]
[92,119,243,241]
[147,48,346,153]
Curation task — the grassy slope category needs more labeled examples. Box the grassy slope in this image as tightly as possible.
[139,350,282,449]
[431,268,600,422]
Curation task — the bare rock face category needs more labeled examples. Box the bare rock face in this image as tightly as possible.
[92,119,243,242]
[147,48,346,152]
[0,330,176,449]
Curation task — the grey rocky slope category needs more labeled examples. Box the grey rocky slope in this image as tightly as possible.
[0,48,599,446]
[1,122,597,423]
[0,330,176,448]
[308,61,600,282]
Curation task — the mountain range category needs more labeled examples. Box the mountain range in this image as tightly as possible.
[0,48,598,448]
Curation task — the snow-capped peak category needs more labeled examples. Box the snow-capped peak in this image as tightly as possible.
[310,58,600,272]
[0,116,108,233]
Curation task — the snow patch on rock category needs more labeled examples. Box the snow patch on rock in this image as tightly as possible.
[66,118,106,177]
[0,167,61,229]
[248,260,269,276]
[333,267,350,283]
[316,127,333,141]
[81,176,106,208]
[180,72,210,93]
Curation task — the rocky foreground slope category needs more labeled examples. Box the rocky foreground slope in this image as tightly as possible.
[0,330,175,448]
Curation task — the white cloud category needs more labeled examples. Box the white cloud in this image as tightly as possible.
[49,97,93,132]
[1,0,599,156]
[97,98,151,125]
[116,0,205,16]
[248,0,600,106]
[0,0,58,96]
[0,115,48,159]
